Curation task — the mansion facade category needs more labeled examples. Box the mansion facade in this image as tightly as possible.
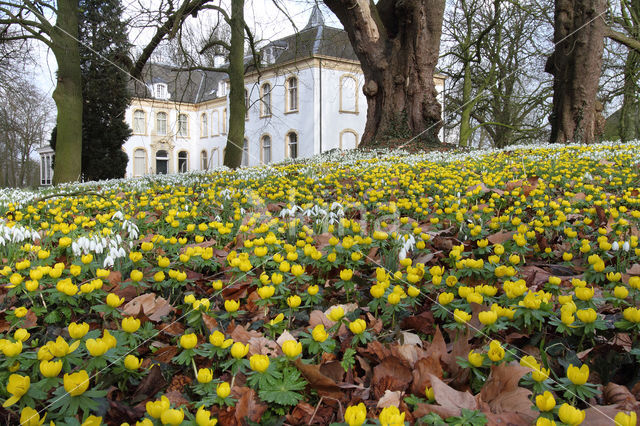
[38,7,445,183]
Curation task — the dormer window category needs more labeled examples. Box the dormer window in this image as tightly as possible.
[263,47,275,65]
[218,81,226,97]
[154,83,168,99]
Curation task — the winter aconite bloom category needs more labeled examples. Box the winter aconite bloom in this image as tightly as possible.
[349,319,367,335]
[216,382,231,398]
[487,340,505,362]
[312,324,328,342]
[378,406,405,426]
[3,374,30,407]
[146,395,170,418]
[180,333,198,349]
[468,350,484,367]
[282,340,302,358]
[68,322,90,339]
[249,354,270,373]
[64,370,90,396]
[106,293,124,308]
[327,307,344,322]
[20,406,46,426]
[566,364,589,385]
[535,391,556,412]
[224,300,240,312]
[197,368,214,384]
[122,317,141,333]
[558,403,585,425]
[344,402,367,426]
[614,411,637,426]
[230,342,249,359]
[39,359,63,377]
[124,355,141,370]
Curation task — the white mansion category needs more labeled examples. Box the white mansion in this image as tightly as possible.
[38,7,445,183]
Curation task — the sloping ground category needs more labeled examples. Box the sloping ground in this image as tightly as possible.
[1,142,640,425]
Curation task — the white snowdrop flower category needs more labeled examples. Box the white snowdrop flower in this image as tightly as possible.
[89,240,96,252]
[118,247,126,258]
[623,241,630,251]
[398,248,406,261]
[612,241,619,251]
[103,255,114,268]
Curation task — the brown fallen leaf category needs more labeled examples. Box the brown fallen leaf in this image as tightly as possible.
[478,363,536,423]
[413,403,461,420]
[429,373,477,412]
[603,383,639,410]
[230,324,262,344]
[373,356,413,399]
[487,230,515,245]
[151,345,178,363]
[582,404,630,426]
[248,336,281,357]
[293,359,343,399]
[377,389,402,409]
[132,364,167,402]
[123,292,174,322]
[411,355,443,396]
[234,387,267,424]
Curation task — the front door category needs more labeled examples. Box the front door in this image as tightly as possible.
[156,150,169,174]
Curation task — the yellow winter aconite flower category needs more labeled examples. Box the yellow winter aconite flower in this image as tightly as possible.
[2,340,22,357]
[64,370,90,396]
[106,293,124,308]
[146,395,170,418]
[576,308,597,323]
[195,406,218,426]
[257,285,275,299]
[39,359,63,377]
[614,286,629,299]
[282,340,302,358]
[249,354,270,373]
[47,336,81,358]
[344,402,367,426]
[327,307,344,322]
[536,418,557,426]
[558,403,585,425]
[68,322,90,339]
[312,324,328,342]
[81,415,102,426]
[340,269,353,281]
[468,350,484,367]
[567,364,589,385]
[453,309,471,324]
[614,411,637,426]
[478,310,498,325]
[349,318,367,335]
[535,391,556,412]
[3,374,30,407]
[124,355,141,370]
[487,340,504,362]
[224,299,240,312]
[197,368,214,383]
[287,295,302,308]
[180,333,198,349]
[378,406,405,426]
[230,342,249,359]
[14,307,28,318]
[216,382,231,398]
[20,406,46,426]
[122,316,141,333]
[86,338,109,357]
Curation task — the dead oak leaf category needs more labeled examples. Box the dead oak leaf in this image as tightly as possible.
[478,363,536,422]
[411,355,443,396]
[429,373,477,411]
[234,387,267,424]
[123,293,173,322]
[373,356,413,399]
[293,359,343,399]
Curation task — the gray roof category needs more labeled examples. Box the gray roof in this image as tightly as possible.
[130,8,357,103]
[129,63,227,104]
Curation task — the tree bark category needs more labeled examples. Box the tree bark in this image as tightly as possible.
[51,0,83,184]
[323,0,445,147]
[222,0,245,168]
[546,0,606,144]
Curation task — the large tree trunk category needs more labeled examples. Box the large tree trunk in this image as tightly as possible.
[51,0,83,184]
[546,0,605,144]
[223,0,245,168]
[620,48,640,142]
[324,0,445,147]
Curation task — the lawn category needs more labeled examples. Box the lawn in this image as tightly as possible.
[1,143,639,425]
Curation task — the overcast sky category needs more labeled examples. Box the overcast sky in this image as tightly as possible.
[33,0,341,96]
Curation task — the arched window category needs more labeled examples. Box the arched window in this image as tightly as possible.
[133,149,146,176]
[287,132,298,159]
[200,113,208,137]
[245,89,249,119]
[211,148,220,167]
[177,113,188,137]
[156,150,169,174]
[287,77,298,112]
[261,83,271,117]
[261,135,271,164]
[156,112,167,136]
[178,151,188,172]
[340,75,358,113]
[340,130,358,150]
[242,139,249,167]
[211,110,219,135]
[222,108,227,133]
[200,150,208,170]
[133,110,145,134]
